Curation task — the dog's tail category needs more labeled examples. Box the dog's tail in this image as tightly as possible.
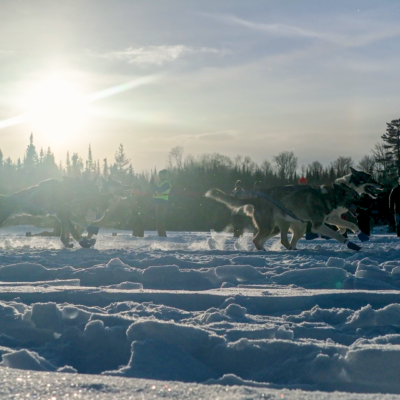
[205,189,254,217]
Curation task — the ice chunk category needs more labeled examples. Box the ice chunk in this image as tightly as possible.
[326,257,346,269]
[2,349,56,371]
[107,339,217,382]
[106,258,128,269]
[84,320,105,338]
[224,304,247,318]
[126,320,224,356]
[0,263,50,282]
[114,282,143,290]
[57,365,77,373]
[30,302,62,332]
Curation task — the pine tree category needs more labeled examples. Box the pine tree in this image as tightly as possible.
[17,158,22,172]
[381,118,400,178]
[23,133,38,171]
[85,144,94,176]
[71,153,83,177]
[39,148,44,164]
[66,152,71,176]
[113,144,130,181]
[128,164,134,182]
[114,144,130,172]
[103,158,108,177]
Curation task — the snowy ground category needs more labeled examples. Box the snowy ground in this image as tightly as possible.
[2,226,400,398]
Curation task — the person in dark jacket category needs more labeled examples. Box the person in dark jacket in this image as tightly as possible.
[389,178,400,237]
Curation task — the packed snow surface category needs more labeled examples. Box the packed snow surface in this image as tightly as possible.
[2,226,400,398]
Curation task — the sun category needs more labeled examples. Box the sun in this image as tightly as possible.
[27,77,87,139]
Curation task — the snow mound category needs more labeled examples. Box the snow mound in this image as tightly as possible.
[2,349,56,371]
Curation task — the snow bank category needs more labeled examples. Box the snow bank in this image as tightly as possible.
[3,230,400,395]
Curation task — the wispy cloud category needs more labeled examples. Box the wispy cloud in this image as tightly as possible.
[171,130,239,142]
[215,14,400,49]
[99,45,230,65]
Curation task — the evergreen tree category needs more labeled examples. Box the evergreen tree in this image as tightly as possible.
[128,164,134,182]
[113,144,130,181]
[71,153,83,177]
[85,144,94,176]
[381,118,400,178]
[39,148,44,164]
[114,144,130,172]
[66,152,71,176]
[103,158,108,177]
[17,158,22,172]
[23,133,38,171]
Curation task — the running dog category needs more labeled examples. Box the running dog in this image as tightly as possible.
[326,167,383,237]
[206,168,383,251]
[0,177,101,248]
[206,183,363,251]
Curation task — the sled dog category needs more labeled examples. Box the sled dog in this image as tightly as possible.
[100,176,131,197]
[206,183,362,251]
[327,167,383,236]
[0,178,101,248]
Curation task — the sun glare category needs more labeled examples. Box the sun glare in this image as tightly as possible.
[27,77,86,139]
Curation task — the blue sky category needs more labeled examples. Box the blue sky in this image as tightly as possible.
[1,0,399,171]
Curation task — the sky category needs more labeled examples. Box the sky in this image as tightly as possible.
[0,0,400,172]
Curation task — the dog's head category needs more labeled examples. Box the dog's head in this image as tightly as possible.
[101,177,131,197]
[345,167,383,198]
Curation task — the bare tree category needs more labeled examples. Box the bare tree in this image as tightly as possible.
[234,155,243,170]
[183,154,195,168]
[167,146,184,170]
[308,161,324,176]
[372,142,392,181]
[273,151,298,180]
[331,156,354,177]
[260,160,273,175]
[357,155,376,174]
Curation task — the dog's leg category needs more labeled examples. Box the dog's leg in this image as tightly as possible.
[315,223,361,251]
[326,215,358,233]
[279,221,293,250]
[290,222,306,249]
[251,210,275,250]
[326,215,369,242]
[253,228,278,250]
[253,230,267,250]
[59,221,73,248]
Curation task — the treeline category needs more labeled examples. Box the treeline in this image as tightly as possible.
[0,117,399,231]
[0,134,145,195]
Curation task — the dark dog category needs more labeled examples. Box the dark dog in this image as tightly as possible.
[206,183,362,251]
[0,177,100,248]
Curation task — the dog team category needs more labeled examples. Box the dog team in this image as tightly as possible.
[0,167,387,251]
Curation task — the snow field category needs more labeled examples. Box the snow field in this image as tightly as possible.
[2,227,400,397]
